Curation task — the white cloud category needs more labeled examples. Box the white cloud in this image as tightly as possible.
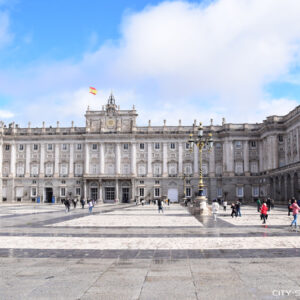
[1,0,300,126]
[0,10,13,48]
[0,109,14,118]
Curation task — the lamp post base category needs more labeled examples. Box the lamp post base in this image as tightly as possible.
[195,195,211,216]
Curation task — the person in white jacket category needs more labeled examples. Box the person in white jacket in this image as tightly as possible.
[212,199,220,221]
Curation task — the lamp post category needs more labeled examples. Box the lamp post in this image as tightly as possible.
[188,122,213,215]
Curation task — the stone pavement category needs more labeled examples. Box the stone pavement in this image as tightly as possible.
[0,202,300,300]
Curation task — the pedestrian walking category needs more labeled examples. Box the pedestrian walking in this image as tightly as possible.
[260,201,268,224]
[290,199,300,229]
[212,199,220,221]
[167,198,170,206]
[236,200,242,217]
[223,200,227,211]
[157,198,163,213]
[80,198,85,209]
[72,198,77,209]
[256,198,261,212]
[231,203,237,218]
[88,200,93,214]
[64,199,70,213]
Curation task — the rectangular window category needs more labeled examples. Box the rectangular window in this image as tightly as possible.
[47,144,53,151]
[33,144,38,151]
[76,188,81,196]
[61,187,66,197]
[155,180,160,185]
[5,144,10,151]
[19,144,24,151]
[236,186,244,197]
[217,188,222,198]
[235,141,242,149]
[278,135,283,142]
[170,143,176,149]
[185,143,190,150]
[250,141,256,148]
[77,144,82,150]
[154,143,160,150]
[139,143,145,150]
[76,180,81,185]
[62,144,67,151]
[31,187,37,197]
[105,187,115,201]
[155,188,160,197]
[139,188,144,197]
[252,186,259,197]
[140,180,144,184]
[186,187,191,197]
[92,144,97,150]
[123,143,129,150]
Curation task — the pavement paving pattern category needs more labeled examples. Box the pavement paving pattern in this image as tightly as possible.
[0,202,300,300]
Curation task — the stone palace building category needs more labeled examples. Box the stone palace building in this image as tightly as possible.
[0,94,299,204]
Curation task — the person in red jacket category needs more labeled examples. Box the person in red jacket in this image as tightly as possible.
[260,201,268,224]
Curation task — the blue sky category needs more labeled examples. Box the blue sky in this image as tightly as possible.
[0,0,300,127]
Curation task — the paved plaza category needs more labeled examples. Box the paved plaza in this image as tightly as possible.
[0,203,300,300]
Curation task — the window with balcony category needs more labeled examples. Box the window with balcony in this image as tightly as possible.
[155,188,160,197]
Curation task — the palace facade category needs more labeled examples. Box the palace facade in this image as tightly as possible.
[0,94,299,204]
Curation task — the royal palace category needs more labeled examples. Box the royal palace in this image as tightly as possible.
[0,94,299,204]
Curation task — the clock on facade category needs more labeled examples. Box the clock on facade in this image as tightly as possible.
[106,119,115,128]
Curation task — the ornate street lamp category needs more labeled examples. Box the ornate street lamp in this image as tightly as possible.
[188,122,213,215]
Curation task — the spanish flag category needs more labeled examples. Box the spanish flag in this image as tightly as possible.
[89,87,97,95]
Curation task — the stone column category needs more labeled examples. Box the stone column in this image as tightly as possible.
[259,140,264,172]
[116,143,121,175]
[226,140,234,174]
[10,143,16,177]
[40,143,45,176]
[25,144,31,176]
[178,142,183,176]
[243,141,249,174]
[100,143,105,174]
[147,142,152,177]
[85,143,89,174]
[131,143,136,176]
[131,178,136,202]
[84,180,87,201]
[272,135,278,169]
[54,144,59,177]
[69,143,74,177]
[209,148,215,176]
[163,142,168,177]
[99,179,103,202]
[115,179,119,202]
[284,134,288,165]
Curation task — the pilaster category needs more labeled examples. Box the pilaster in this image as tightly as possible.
[25,143,31,177]
[54,144,59,177]
[147,142,152,177]
[163,142,168,177]
[243,141,249,175]
[116,143,121,175]
[100,143,105,174]
[178,142,183,176]
[69,143,74,177]
[131,143,136,176]
[85,143,89,175]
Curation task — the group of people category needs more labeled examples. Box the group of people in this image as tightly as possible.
[63,198,95,213]
[256,198,274,213]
